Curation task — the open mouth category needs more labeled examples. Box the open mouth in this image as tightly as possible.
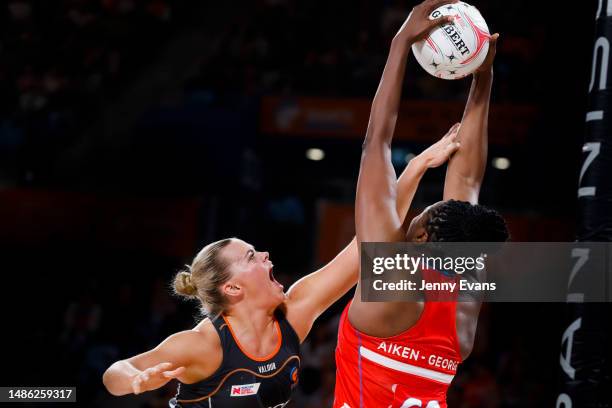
[268,265,276,281]
[268,265,283,289]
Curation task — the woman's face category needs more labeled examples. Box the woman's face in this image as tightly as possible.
[221,239,285,309]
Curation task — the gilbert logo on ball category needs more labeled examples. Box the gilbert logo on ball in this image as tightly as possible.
[412,2,490,80]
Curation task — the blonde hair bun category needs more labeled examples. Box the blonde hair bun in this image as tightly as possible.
[173,270,198,297]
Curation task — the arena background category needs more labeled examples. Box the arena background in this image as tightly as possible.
[0,0,601,407]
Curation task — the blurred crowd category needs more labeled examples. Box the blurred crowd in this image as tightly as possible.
[0,0,187,184]
[187,0,546,102]
[0,0,549,186]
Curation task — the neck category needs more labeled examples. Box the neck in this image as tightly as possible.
[224,304,276,335]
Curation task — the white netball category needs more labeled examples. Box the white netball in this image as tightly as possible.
[412,2,490,80]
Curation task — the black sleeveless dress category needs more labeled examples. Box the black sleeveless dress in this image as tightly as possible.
[169,311,301,408]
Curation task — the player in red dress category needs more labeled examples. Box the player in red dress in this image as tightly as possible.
[333,1,507,407]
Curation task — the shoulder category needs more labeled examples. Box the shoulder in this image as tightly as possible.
[281,300,311,344]
[160,319,221,357]
[272,307,301,346]
[192,318,222,350]
[166,319,224,380]
[133,319,223,384]
[193,317,218,337]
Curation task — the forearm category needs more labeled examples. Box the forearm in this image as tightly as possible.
[444,69,493,201]
[396,156,428,219]
[455,69,492,178]
[365,37,412,147]
[462,68,493,134]
[103,360,139,396]
[284,236,359,341]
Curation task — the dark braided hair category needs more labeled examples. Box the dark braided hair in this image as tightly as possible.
[426,200,509,242]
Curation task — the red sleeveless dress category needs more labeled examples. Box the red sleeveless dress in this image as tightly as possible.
[333,269,462,408]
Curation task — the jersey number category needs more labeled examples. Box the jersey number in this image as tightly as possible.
[400,398,440,408]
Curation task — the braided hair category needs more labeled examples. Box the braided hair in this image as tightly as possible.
[426,200,509,242]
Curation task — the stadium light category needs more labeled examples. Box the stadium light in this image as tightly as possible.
[492,157,511,170]
[306,148,325,161]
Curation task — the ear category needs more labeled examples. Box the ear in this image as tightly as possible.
[222,282,242,298]
[413,227,429,243]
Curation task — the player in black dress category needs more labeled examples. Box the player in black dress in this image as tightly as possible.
[169,310,300,407]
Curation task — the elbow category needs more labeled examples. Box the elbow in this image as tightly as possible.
[462,176,482,192]
[363,121,394,151]
[458,176,481,203]
[102,371,112,395]
[102,369,116,395]
[447,169,483,192]
[361,133,391,154]
[102,364,125,396]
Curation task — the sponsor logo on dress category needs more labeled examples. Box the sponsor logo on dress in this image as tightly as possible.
[230,383,261,397]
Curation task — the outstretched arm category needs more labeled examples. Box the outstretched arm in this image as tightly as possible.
[103,328,217,396]
[356,0,456,243]
[443,34,499,204]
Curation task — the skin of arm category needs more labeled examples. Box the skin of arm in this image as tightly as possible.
[443,34,498,204]
[355,0,456,245]
[103,324,220,396]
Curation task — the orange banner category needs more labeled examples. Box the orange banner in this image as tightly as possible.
[261,96,537,145]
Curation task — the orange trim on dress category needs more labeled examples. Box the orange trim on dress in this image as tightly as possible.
[176,355,301,404]
[221,315,282,362]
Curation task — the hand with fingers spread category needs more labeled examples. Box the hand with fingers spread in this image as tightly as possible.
[131,362,186,395]
[475,33,499,74]
[396,0,459,44]
[419,122,462,168]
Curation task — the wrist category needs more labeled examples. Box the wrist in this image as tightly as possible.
[409,154,429,173]
[473,67,493,79]
[391,33,415,51]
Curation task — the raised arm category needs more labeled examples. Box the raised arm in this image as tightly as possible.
[443,34,499,204]
[356,0,455,243]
